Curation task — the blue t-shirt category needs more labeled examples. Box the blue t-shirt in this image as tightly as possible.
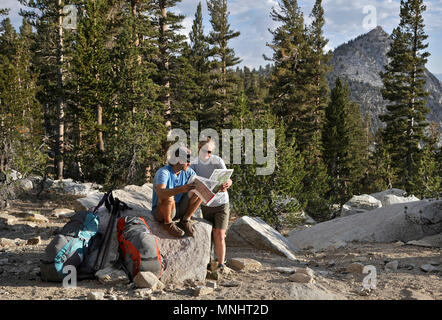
[151,165,196,210]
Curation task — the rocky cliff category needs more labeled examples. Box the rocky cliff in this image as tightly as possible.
[327,26,442,138]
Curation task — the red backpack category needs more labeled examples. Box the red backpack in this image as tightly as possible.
[116,216,163,280]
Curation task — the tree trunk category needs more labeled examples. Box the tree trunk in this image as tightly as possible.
[131,0,141,51]
[159,0,171,130]
[56,0,65,180]
[221,48,227,120]
[73,112,83,179]
[0,151,4,172]
[131,0,141,116]
[0,113,4,171]
[406,17,419,186]
[97,103,105,153]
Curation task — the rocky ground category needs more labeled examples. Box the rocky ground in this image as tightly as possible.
[0,191,441,300]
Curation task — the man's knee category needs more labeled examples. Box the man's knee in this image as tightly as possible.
[159,197,175,207]
[155,197,175,222]
[165,196,175,204]
[188,192,201,203]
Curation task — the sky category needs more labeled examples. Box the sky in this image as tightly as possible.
[3,0,442,75]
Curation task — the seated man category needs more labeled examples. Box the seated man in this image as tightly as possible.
[151,146,202,237]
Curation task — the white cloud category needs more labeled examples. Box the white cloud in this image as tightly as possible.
[2,0,441,73]
[2,0,26,30]
[176,0,442,72]
[178,16,194,42]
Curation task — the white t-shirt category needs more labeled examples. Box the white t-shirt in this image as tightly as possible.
[190,155,229,207]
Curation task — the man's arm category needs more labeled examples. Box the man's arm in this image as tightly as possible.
[155,183,195,201]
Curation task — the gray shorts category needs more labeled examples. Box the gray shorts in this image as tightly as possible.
[201,203,230,230]
[152,194,190,223]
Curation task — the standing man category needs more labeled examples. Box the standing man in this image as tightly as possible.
[152,146,202,237]
[191,138,232,269]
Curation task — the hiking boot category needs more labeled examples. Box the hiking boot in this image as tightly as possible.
[179,219,195,237]
[208,260,219,271]
[163,222,185,237]
[217,264,232,275]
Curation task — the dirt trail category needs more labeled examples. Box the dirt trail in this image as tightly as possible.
[0,192,440,300]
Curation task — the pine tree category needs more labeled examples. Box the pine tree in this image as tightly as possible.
[358,113,373,193]
[322,78,347,202]
[205,0,241,129]
[242,67,266,112]
[20,0,74,179]
[67,0,114,181]
[345,100,368,195]
[229,93,306,230]
[188,2,211,123]
[435,146,442,197]
[265,0,310,148]
[413,122,442,198]
[267,0,331,157]
[416,144,442,198]
[323,78,367,204]
[0,17,45,176]
[150,0,191,132]
[380,0,430,193]
[0,18,20,172]
[166,43,199,132]
[367,130,396,192]
[104,0,165,186]
[266,0,331,220]
[305,0,331,160]
[15,18,47,177]
[189,2,209,73]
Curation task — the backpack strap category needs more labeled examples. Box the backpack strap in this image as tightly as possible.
[116,246,134,283]
[115,198,132,213]
[93,190,113,214]
[54,239,75,275]
[104,192,115,212]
